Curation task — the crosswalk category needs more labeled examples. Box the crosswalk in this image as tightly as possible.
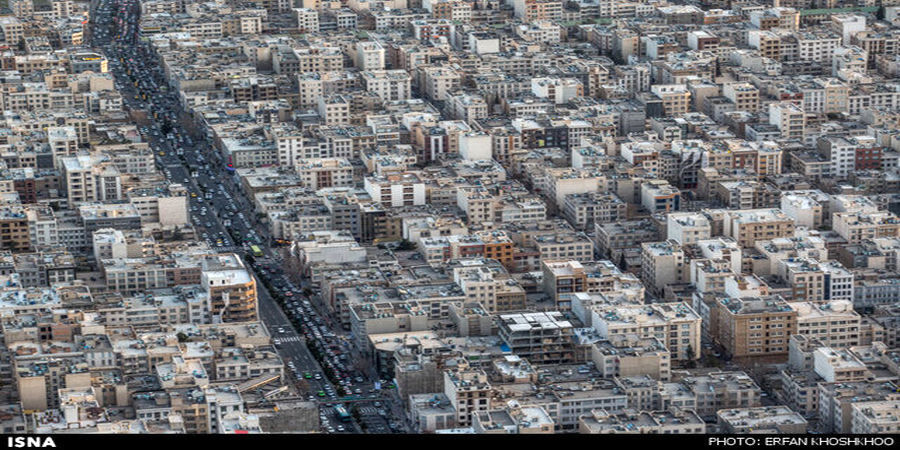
[212,246,242,253]
[358,407,378,415]
[278,336,303,343]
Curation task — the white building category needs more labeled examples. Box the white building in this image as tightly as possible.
[355,40,385,71]
[791,300,860,348]
[667,212,711,245]
[458,132,492,161]
[364,173,426,207]
[361,70,411,102]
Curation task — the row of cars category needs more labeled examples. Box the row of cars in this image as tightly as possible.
[96,2,363,434]
[112,33,268,254]
[251,262,356,433]
[319,410,347,433]
[108,42,238,253]
[255,263,381,398]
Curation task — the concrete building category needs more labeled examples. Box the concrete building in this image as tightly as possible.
[591,302,702,361]
[641,240,687,298]
[498,312,575,365]
[714,295,798,359]
[717,406,808,434]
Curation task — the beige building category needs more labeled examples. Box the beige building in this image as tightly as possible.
[354,40,385,71]
[792,300,861,349]
[641,240,687,298]
[724,208,796,249]
[361,70,412,102]
[674,371,759,419]
[832,211,900,244]
[317,94,350,126]
[813,347,870,383]
[722,83,760,112]
[717,406,807,434]
[16,357,91,411]
[473,403,555,434]
[296,73,324,109]
[203,267,258,323]
[851,400,900,434]
[421,66,461,102]
[667,212,712,245]
[453,262,526,313]
[579,408,705,434]
[818,381,900,433]
[590,336,671,381]
[60,155,122,205]
[768,102,806,139]
[295,158,354,190]
[444,366,492,427]
[349,302,429,348]
[591,302,702,361]
[512,0,563,22]
[651,84,691,116]
[0,17,24,46]
[714,295,798,359]
[562,192,627,230]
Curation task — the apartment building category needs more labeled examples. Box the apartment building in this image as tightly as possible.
[498,312,575,365]
[768,102,806,139]
[650,84,691,116]
[202,267,257,323]
[364,174,426,208]
[682,371,761,419]
[722,83,760,112]
[641,240,687,298]
[443,366,492,427]
[295,158,354,190]
[641,179,681,213]
[713,295,798,359]
[361,70,412,102]
[717,406,807,433]
[667,212,712,246]
[791,300,860,349]
[724,208,796,249]
[591,302,702,361]
[452,259,526,313]
[590,336,671,381]
[851,400,900,434]
[832,211,900,244]
[818,381,900,433]
[811,347,870,384]
[512,0,562,22]
[422,66,461,102]
[562,192,627,231]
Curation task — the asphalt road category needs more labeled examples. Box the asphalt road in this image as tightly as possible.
[91,0,407,433]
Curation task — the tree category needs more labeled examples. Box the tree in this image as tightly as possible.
[395,239,416,251]
[176,332,189,343]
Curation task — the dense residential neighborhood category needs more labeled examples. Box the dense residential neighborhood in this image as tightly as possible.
[0,0,895,437]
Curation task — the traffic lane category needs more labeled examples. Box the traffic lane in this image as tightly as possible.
[105,15,366,431]
[256,276,331,388]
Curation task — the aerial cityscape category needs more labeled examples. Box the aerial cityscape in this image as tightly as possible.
[0,0,895,438]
